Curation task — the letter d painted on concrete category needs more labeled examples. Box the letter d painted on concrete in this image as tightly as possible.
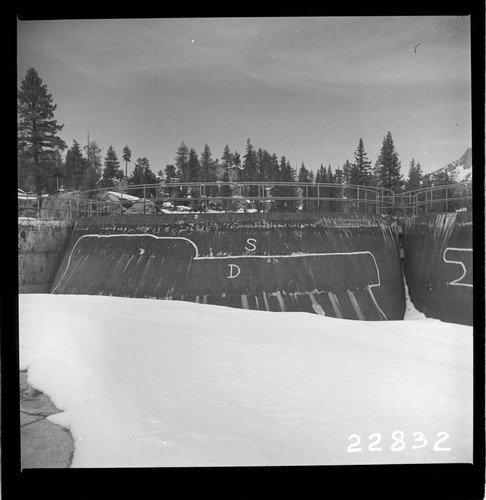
[227,263,241,279]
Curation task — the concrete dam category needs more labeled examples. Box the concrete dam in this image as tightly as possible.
[19,211,473,325]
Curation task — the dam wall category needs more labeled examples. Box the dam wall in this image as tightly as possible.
[18,219,74,293]
[50,213,405,321]
[400,211,473,326]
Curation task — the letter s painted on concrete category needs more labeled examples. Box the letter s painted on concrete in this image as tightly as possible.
[245,238,257,252]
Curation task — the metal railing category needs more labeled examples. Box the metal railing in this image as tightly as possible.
[393,183,472,215]
[18,181,472,220]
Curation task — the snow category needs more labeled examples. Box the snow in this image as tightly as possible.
[106,191,140,202]
[451,163,472,183]
[402,277,432,321]
[19,294,473,468]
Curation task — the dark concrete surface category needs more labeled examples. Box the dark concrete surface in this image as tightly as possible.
[401,211,473,325]
[51,213,406,320]
[20,371,74,469]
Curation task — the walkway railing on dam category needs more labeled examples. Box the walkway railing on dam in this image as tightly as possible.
[18,181,472,220]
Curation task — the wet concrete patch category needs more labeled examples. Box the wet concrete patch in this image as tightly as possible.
[20,371,74,469]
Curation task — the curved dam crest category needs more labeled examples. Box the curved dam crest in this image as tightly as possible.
[50,213,405,321]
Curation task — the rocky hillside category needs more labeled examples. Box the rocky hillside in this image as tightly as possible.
[430,148,472,183]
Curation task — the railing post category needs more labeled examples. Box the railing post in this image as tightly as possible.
[143,185,146,214]
[445,186,449,212]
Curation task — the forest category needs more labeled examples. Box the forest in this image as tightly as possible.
[18,67,466,214]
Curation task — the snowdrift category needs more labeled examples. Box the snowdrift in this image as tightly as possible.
[19,294,473,467]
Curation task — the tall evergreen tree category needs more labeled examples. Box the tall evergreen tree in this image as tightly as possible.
[326,165,336,212]
[85,139,103,177]
[175,142,190,182]
[221,145,233,172]
[334,168,344,185]
[342,160,352,185]
[315,164,327,184]
[200,144,214,182]
[265,153,279,182]
[232,151,241,168]
[272,157,298,211]
[122,145,132,178]
[17,67,67,194]
[242,139,259,197]
[185,148,199,182]
[297,162,311,182]
[351,138,373,186]
[374,131,404,193]
[62,140,88,190]
[404,158,423,191]
[298,163,311,211]
[129,157,157,197]
[100,145,124,188]
[163,164,177,181]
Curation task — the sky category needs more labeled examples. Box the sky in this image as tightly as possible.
[19,293,473,467]
[17,16,472,177]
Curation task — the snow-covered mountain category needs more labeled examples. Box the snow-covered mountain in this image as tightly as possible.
[430,148,472,183]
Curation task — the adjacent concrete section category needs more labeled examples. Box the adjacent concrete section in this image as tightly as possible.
[400,211,473,326]
[18,219,74,293]
[51,213,406,321]
[20,371,74,469]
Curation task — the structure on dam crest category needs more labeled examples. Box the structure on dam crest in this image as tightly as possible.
[19,183,473,326]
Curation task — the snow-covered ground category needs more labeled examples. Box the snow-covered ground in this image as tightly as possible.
[19,294,473,468]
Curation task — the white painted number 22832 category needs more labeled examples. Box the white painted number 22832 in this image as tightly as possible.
[347,431,451,453]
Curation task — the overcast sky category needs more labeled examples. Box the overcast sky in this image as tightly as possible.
[17,16,471,176]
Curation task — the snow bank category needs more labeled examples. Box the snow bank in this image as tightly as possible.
[402,277,432,321]
[19,294,473,468]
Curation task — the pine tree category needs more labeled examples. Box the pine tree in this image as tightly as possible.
[374,131,404,193]
[266,153,279,182]
[85,140,103,177]
[305,169,317,212]
[242,138,259,197]
[122,145,132,179]
[351,138,373,186]
[326,165,336,212]
[62,140,88,190]
[232,151,241,168]
[314,165,326,211]
[297,162,310,182]
[17,67,67,194]
[334,168,344,185]
[163,164,177,181]
[200,144,213,182]
[272,157,298,211]
[315,164,327,184]
[175,142,190,182]
[129,157,157,197]
[187,148,201,182]
[404,158,423,191]
[298,162,311,211]
[342,160,352,185]
[221,145,233,171]
[100,146,124,188]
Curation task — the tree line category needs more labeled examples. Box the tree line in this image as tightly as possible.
[18,67,464,211]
